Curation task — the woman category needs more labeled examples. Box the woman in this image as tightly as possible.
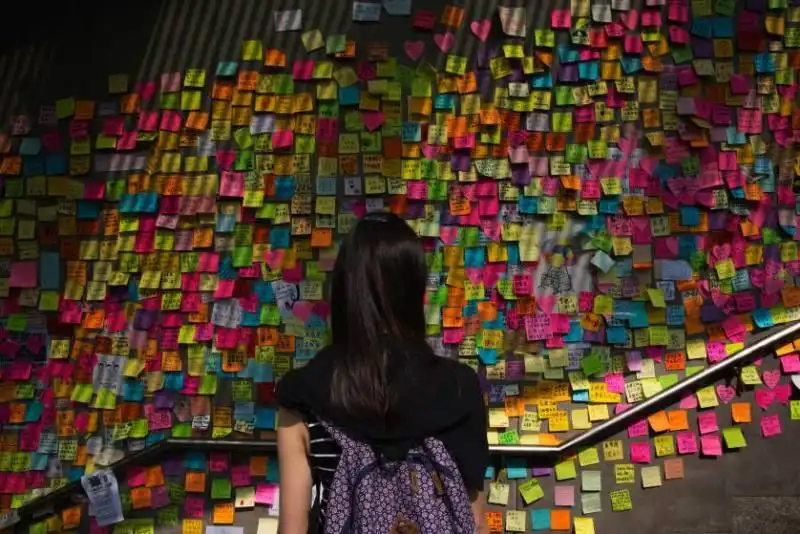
[276,212,489,533]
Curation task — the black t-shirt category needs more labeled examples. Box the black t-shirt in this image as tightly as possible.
[275,343,489,492]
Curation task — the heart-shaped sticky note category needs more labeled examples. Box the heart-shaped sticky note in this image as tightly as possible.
[715,384,736,404]
[712,243,731,260]
[470,19,491,41]
[434,31,455,52]
[404,40,425,60]
[774,384,791,404]
[762,369,781,389]
[755,388,776,410]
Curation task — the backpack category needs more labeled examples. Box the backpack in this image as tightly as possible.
[319,420,477,534]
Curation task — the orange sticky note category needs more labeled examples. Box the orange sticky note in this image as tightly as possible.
[250,456,269,477]
[62,506,82,530]
[131,487,152,509]
[441,5,465,27]
[667,410,689,431]
[264,49,287,67]
[664,458,685,480]
[731,402,752,423]
[213,502,235,525]
[551,509,571,530]
[185,471,207,493]
[648,411,671,433]
[146,466,165,487]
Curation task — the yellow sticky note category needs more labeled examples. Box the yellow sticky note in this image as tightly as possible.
[647,288,666,308]
[555,459,577,480]
[574,517,595,534]
[301,30,325,52]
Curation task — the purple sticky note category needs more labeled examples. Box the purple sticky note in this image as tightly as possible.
[554,485,575,507]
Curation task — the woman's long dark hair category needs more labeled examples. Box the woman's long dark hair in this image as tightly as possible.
[329,212,428,419]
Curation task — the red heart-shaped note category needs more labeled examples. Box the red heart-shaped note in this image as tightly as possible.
[434,32,455,52]
[755,388,775,410]
[404,40,425,60]
[762,369,781,389]
[712,243,731,260]
[716,384,736,404]
[470,19,491,41]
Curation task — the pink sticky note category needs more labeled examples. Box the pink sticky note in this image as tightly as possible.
[760,414,782,437]
[629,441,651,463]
[697,412,719,435]
[700,434,723,456]
[755,388,776,410]
[9,262,37,288]
[628,420,649,438]
[272,130,294,149]
[554,485,575,507]
[255,483,279,505]
[231,465,251,487]
[676,431,698,454]
[550,9,571,28]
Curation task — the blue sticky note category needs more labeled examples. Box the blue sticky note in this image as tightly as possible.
[690,19,714,38]
[353,1,381,21]
[39,251,61,290]
[254,281,275,302]
[23,156,45,176]
[478,348,497,365]
[578,62,599,80]
[146,433,167,447]
[24,401,43,423]
[506,244,520,264]
[506,459,528,479]
[76,201,101,220]
[163,372,184,391]
[519,196,537,214]
[216,61,238,76]
[30,453,48,470]
[255,407,276,430]
[751,308,774,329]
[216,212,237,232]
[68,467,85,483]
[45,154,67,174]
[402,122,421,142]
[234,403,255,421]
[557,45,580,63]
[19,138,41,156]
[269,227,291,248]
[531,73,553,88]
[185,452,206,470]
[434,94,454,110]
[712,17,734,37]
[266,457,280,482]
[620,56,642,74]
[599,199,619,213]
[666,305,686,326]
[657,260,694,281]
[679,206,700,226]
[572,391,590,402]
[339,86,360,105]
[606,327,628,344]
[134,192,158,213]
[464,248,485,268]
[565,322,583,342]
[531,509,551,530]
[123,380,145,402]
[274,176,296,200]
[484,466,495,479]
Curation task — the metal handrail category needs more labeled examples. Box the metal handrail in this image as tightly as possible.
[491,320,800,455]
[10,320,800,528]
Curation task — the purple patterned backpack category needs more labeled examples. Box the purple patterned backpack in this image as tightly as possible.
[320,420,477,534]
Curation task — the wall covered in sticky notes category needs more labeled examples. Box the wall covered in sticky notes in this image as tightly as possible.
[0,0,800,532]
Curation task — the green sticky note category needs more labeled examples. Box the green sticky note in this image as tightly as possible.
[232,246,253,268]
[555,459,577,481]
[199,375,218,395]
[160,92,180,109]
[6,314,27,332]
[326,34,347,54]
[172,423,192,438]
[577,446,600,467]
[647,288,666,308]
[658,373,679,389]
[70,383,94,404]
[581,470,602,492]
[581,354,603,376]
[791,400,800,420]
[722,427,747,449]
[130,418,149,439]
[242,40,263,60]
[156,505,180,526]
[519,479,544,504]
[211,478,232,500]
[55,98,76,119]
[233,128,253,149]
[29,520,47,534]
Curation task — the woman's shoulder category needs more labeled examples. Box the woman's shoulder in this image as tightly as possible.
[275,347,336,411]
